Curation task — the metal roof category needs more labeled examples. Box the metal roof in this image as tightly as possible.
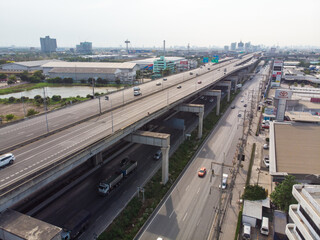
[243,200,263,220]
[273,122,320,174]
[42,61,137,69]
[49,67,118,74]
[4,59,63,67]
[129,57,186,65]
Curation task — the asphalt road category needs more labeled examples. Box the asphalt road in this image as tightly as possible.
[0,55,257,193]
[0,57,238,152]
[137,66,263,240]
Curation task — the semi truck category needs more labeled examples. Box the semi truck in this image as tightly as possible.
[98,161,137,196]
[61,210,91,240]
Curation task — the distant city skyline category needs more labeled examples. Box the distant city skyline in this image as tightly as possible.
[1,0,319,48]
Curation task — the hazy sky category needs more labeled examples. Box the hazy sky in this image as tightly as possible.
[1,0,319,48]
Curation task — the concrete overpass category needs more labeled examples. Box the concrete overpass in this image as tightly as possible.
[0,54,259,211]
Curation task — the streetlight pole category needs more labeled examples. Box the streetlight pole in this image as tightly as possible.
[43,87,49,133]
[21,92,26,118]
[111,99,114,133]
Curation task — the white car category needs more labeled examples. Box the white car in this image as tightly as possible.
[0,153,15,168]
[156,82,161,86]
[264,156,270,168]
[263,144,269,149]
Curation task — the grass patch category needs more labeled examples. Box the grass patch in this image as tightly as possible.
[234,210,243,240]
[245,143,256,187]
[0,82,131,95]
[98,91,240,240]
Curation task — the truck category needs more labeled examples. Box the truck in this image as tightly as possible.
[98,161,137,195]
[219,173,228,189]
[61,210,91,240]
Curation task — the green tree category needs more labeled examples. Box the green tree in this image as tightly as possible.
[5,114,15,121]
[270,175,298,212]
[27,109,39,117]
[9,74,17,81]
[294,82,298,87]
[52,95,62,101]
[19,71,30,82]
[301,83,305,87]
[8,97,16,103]
[243,185,267,200]
[33,70,45,80]
[0,73,7,80]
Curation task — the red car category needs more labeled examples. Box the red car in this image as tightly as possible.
[198,80,202,84]
[198,167,206,177]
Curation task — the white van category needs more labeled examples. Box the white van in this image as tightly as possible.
[260,217,269,235]
[242,223,251,240]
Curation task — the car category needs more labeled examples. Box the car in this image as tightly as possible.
[241,99,244,103]
[153,150,162,160]
[263,144,269,149]
[120,157,129,167]
[0,153,15,168]
[207,68,210,70]
[198,167,206,177]
[238,113,242,117]
[231,105,236,109]
[177,85,182,89]
[200,96,205,100]
[197,80,202,84]
[264,155,270,168]
[134,90,141,96]
[244,104,247,107]
[190,72,193,75]
[163,78,167,81]
[209,98,214,103]
[156,82,161,86]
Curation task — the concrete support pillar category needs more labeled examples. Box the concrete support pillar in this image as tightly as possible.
[227,86,231,102]
[216,95,221,116]
[198,111,204,139]
[93,152,103,166]
[161,146,170,185]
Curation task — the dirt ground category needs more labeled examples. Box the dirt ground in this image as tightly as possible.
[0,102,57,122]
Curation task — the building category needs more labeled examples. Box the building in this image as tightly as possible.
[238,41,244,50]
[0,209,62,240]
[129,56,187,70]
[245,42,251,51]
[242,199,270,227]
[41,62,139,83]
[231,42,237,51]
[40,36,57,53]
[224,45,229,51]
[76,42,92,54]
[286,184,320,240]
[269,121,320,184]
[1,59,64,72]
[271,60,283,87]
[152,56,175,77]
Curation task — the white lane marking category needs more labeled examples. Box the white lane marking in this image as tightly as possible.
[26,133,34,137]
[197,187,200,194]
[169,210,174,218]
[185,185,189,191]
[197,217,201,226]
[183,212,188,221]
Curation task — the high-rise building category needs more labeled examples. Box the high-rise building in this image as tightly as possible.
[224,45,229,51]
[40,36,57,53]
[238,41,244,50]
[76,42,93,54]
[231,42,236,51]
[286,184,320,240]
[245,42,251,51]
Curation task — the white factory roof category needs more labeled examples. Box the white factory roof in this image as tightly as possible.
[243,200,263,220]
[42,61,137,69]
[3,59,63,67]
[49,67,118,74]
[129,57,186,65]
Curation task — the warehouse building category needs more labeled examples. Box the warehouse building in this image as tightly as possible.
[41,62,139,83]
[1,59,63,72]
[269,121,320,184]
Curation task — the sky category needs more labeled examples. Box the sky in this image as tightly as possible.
[1,0,320,48]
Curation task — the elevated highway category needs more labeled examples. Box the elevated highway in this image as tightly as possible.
[0,54,258,211]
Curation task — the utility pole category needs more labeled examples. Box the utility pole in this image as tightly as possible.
[43,87,49,133]
[214,159,224,240]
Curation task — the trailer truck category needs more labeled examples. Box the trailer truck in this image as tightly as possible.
[98,161,137,195]
[61,210,90,240]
